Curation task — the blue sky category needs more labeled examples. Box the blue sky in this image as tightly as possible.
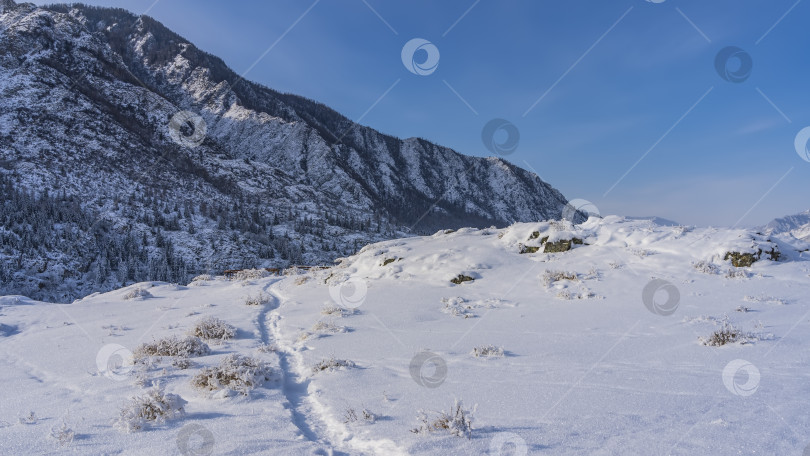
[38,0,810,226]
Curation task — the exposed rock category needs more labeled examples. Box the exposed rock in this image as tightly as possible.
[450,274,475,285]
[519,245,540,254]
[543,238,583,253]
[724,252,758,268]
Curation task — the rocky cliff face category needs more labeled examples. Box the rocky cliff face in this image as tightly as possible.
[0,1,569,301]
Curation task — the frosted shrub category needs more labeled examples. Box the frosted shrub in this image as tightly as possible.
[189,274,212,286]
[441,297,475,318]
[630,248,653,259]
[256,343,278,354]
[311,320,346,334]
[134,335,210,359]
[244,292,271,306]
[321,303,352,317]
[541,270,578,287]
[311,357,355,374]
[700,322,754,346]
[725,268,750,280]
[343,407,377,424]
[230,269,269,281]
[555,287,595,300]
[471,345,504,358]
[123,286,152,300]
[49,422,74,446]
[171,357,193,370]
[693,261,719,275]
[115,387,186,432]
[189,316,235,341]
[19,411,37,425]
[411,399,474,439]
[191,354,272,395]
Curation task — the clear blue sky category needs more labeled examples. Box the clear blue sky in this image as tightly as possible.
[38,0,810,227]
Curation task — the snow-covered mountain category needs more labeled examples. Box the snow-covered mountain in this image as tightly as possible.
[1,216,808,454]
[762,209,810,241]
[0,0,569,301]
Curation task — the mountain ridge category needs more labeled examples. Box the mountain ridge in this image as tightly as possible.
[0,0,569,301]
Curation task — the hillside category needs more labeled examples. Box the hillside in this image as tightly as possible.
[0,0,568,301]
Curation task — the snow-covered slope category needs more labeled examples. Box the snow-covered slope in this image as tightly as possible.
[1,217,808,454]
[0,0,569,301]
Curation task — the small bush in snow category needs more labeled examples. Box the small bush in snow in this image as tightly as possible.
[244,292,271,306]
[541,270,578,287]
[123,286,152,300]
[608,261,622,270]
[134,335,210,359]
[701,327,741,346]
[283,266,303,276]
[115,387,186,432]
[744,295,788,306]
[256,343,278,353]
[190,354,272,395]
[311,356,355,374]
[693,261,719,275]
[471,345,504,358]
[189,274,212,286]
[189,316,236,341]
[441,297,476,318]
[584,267,600,280]
[548,220,570,232]
[343,407,377,424]
[630,248,653,259]
[171,357,193,370]
[49,421,74,446]
[555,287,596,300]
[736,306,751,313]
[19,411,37,425]
[700,322,754,346]
[230,269,269,281]
[321,303,354,317]
[311,320,346,334]
[294,276,310,285]
[725,268,750,280]
[410,399,474,439]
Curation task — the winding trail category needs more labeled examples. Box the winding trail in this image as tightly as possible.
[255,281,344,454]
[258,285,408,456]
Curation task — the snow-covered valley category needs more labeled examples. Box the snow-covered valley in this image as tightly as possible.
[1,216,809,455]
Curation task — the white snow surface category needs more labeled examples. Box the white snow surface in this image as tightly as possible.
[1,216,809,455]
